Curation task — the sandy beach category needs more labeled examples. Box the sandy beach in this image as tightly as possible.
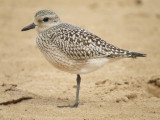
[0,0,160,119]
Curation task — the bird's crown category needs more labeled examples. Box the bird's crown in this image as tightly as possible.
[35,10,56,18]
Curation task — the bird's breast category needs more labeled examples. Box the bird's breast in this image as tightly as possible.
[36,32,110,74]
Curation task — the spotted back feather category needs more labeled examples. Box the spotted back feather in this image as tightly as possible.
[37,23,145,60]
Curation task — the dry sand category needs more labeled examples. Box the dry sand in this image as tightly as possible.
[0,0,160,119]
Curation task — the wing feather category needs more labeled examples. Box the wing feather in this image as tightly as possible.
[49,23,139,60]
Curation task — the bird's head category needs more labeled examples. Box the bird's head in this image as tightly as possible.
[21,10,61,32]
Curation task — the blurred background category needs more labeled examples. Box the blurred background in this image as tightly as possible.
[0,0,160,120]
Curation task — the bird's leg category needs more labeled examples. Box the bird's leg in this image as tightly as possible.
[73,74,81,107]
[57,74,81,108]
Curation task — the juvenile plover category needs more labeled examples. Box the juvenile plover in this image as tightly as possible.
[21,10,146,107]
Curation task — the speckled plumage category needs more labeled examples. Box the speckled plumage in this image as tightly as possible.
[36,22,145,73]
[22,10,146,107]
[38,23,130,59]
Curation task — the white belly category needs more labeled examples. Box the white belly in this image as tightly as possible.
[76,58,109,74]
[44,52,109,74]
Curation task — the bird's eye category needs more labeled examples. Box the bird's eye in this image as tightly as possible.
[43,17,49,22]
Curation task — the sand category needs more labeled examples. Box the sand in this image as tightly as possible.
[0,0,160,119]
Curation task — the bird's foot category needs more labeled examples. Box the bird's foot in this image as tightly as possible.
[57,102,79,108]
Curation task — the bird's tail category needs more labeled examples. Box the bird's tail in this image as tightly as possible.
[126,51,146,58]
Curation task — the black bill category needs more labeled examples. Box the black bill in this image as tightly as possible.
[21,23,36,31]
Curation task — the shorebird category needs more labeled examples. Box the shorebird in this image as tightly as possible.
[21,10,146,107]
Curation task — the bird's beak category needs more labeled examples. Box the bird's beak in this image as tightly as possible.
[21,23,36,31]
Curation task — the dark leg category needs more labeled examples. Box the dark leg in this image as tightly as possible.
[57,74,81,108]
[73,74,81,107]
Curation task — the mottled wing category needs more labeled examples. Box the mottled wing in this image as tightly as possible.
[48,23,144,60]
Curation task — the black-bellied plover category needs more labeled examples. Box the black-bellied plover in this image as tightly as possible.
[21,10,146,107]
